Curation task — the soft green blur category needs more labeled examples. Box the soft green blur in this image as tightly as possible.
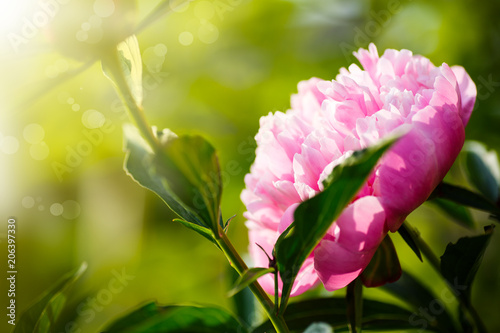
[1,0,499,331]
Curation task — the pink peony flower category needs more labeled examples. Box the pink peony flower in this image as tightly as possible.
[241,43,476,295]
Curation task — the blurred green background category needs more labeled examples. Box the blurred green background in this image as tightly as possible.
[1,0,499,331]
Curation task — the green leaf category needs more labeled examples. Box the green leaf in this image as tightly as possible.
[274,136,398,314]
[462,141,500,202]
[252,297,424,333]
[440,225,495,305]
[124,125,204,226]
[102,35,143,107]
[397,222,422,261]
[123,125,222,231]
[428,198,475,229]
[381,271,457,332]
[103,302,247,332]
[116,35,143,106]
[431,183,500,219]
[14,263,87,333]
[155,129,223,231]
[346,278,363,333]
[172,219,217,245]
[227,267,275,297]
[360,235,401,287]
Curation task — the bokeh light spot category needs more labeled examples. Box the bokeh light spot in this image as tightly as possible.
[23,123,45,144]
[62,200,81,219]
[1,136,19,154]
[81,22,91,31]
[154,44,168,57]
[179,32,194,46]
[50,203,64,216]
[76,30,88,42]
[82,109,105,129]
[30,142,50,160]
[198,22,219,44]
[22,196,35,209]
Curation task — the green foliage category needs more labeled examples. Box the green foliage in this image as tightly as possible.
[123,125,222,233]
[252,297,421,333]
[14,263,87,333]
[397,222,423,261]
[462,141,500,202]
[440,225,495,305]
[381,272,457,332]
[116,35,143,107]
[103,302,247,332]
[428,198,475,229]
[360,235,401,287]
[155,130,222,232]
[274,136,398,314]
[229,267,257,329]
[431,183,500,219]
[173,218,218,246]
[228,267,275,297]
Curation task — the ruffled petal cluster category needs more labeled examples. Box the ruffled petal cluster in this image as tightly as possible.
[241,43,476,295]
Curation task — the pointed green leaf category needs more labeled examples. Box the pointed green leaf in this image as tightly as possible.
[228,267,275,297]
[103,302,247,332]
[123,125,222,231]
[14,263,87,333]
[172,219,217,245]
[155,129,223,231]
[431,183,500,219]
[440,225,495,305]
[381,271,457,332]
[428,198,475,229]
[361,235,401,287]
[124,125,204,226]
[397,222,423,261]
[274,136,398,314]
[462,141,500,202]
[252,297,424,333]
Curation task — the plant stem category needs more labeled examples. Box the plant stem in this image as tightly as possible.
[215,230,290,333]
[403,221,487,333]
[103,48,160,153]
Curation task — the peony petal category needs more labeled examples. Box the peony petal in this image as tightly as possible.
[451,65,477,125]
[314,196,387,291]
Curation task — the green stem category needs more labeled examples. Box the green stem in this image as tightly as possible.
[103,48,160,153]
[403,221,487,333]
[215,230,290,333]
